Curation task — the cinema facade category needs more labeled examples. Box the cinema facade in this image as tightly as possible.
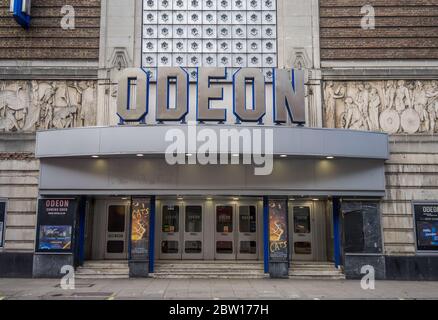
[0,0,437,280]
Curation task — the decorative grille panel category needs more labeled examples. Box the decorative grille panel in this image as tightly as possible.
[142,0,277,81]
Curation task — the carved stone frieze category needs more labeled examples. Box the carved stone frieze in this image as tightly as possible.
[323,80,438,134]
[0,80,97,132]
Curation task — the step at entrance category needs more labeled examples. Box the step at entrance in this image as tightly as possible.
[289,262,345,280]
[152,261,268,279]
[76,261,129,279]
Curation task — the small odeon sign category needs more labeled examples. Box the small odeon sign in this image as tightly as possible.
[9,0,31,29]
[117,67,306,126]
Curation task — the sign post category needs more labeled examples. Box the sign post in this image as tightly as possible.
[268,199,289,278]
[129,197,151,277]
[33,198,78,278]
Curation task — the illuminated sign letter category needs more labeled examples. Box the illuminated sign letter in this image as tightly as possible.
[274,69,305,124]
[156,67,189,122]
[10,0,31,29]
[233,68,266,122]
[197,68,227,122]
[117,68,149,123]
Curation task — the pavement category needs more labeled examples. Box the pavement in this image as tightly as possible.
[0,278,438,300]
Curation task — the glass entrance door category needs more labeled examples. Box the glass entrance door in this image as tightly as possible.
[105,203,130,260]
[160,204,182,259]
[215,205,235,260]
[237,205,258,260]
[183,205,204,260]
[289,203,314,261]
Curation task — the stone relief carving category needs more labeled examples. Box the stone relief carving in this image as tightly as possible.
[323,80,438,134]
[0,81,97,132]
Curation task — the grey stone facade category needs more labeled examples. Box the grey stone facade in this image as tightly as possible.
[0,0,437,280]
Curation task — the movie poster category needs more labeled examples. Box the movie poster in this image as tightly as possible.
[0,201,5,248]
[39,225,72,250]
[130,198,151,260]
[269,200,288,262]
[36,198,77,253]
[415,203,438,251]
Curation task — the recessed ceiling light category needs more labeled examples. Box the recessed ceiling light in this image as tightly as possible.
[280,155,287,158]
[206,197,213,201]
[289,198,296,201]
[177,197,184,201]
[136,154,144,157]
[232,154,239,157]
[186,153,193,157]
[233,197,240,201]
[326,156,334,160]
[313,198,319,201]
[91,155,99,158]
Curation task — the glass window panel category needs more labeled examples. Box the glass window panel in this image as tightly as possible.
[108,205,126,232]
[161,241,179,253]
[107,241,124,253]
[162,205,179,232]
[239,205,256,233]
[216,241,233,254]
[240,241,256,254]
[216,206,233,233]
[185,241,202,254]
[185,206,202,232]
[294,206,311,234]
[294,242,311,255]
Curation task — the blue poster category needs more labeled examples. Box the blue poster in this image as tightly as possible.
[38,225,72,250]
[415,204,438,251]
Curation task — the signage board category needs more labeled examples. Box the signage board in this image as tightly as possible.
[269,199,288,262]
[414,203,438,251]
[130,198,151,261]
[117,67,305,125]
[35,198,77,253]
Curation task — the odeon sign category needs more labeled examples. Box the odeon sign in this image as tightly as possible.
[117,67,305,125]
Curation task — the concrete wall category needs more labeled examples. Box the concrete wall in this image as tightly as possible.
[0,133,38,252]
[383,135,438,256]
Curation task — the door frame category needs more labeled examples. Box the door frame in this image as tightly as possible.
[182,201,205,260]
[289,201,315,261]
[236,201,259,260]
[104,200,131,260]
[158,201,184,260]
[214,202,236,260]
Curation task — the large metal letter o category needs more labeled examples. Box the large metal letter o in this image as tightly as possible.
[117,68,148,122]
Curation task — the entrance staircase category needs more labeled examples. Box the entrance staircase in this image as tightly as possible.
[75,261,130,279]
[289,261,345,280]
[152,261,268,279]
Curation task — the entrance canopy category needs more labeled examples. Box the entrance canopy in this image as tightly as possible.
[36,125,389,197]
